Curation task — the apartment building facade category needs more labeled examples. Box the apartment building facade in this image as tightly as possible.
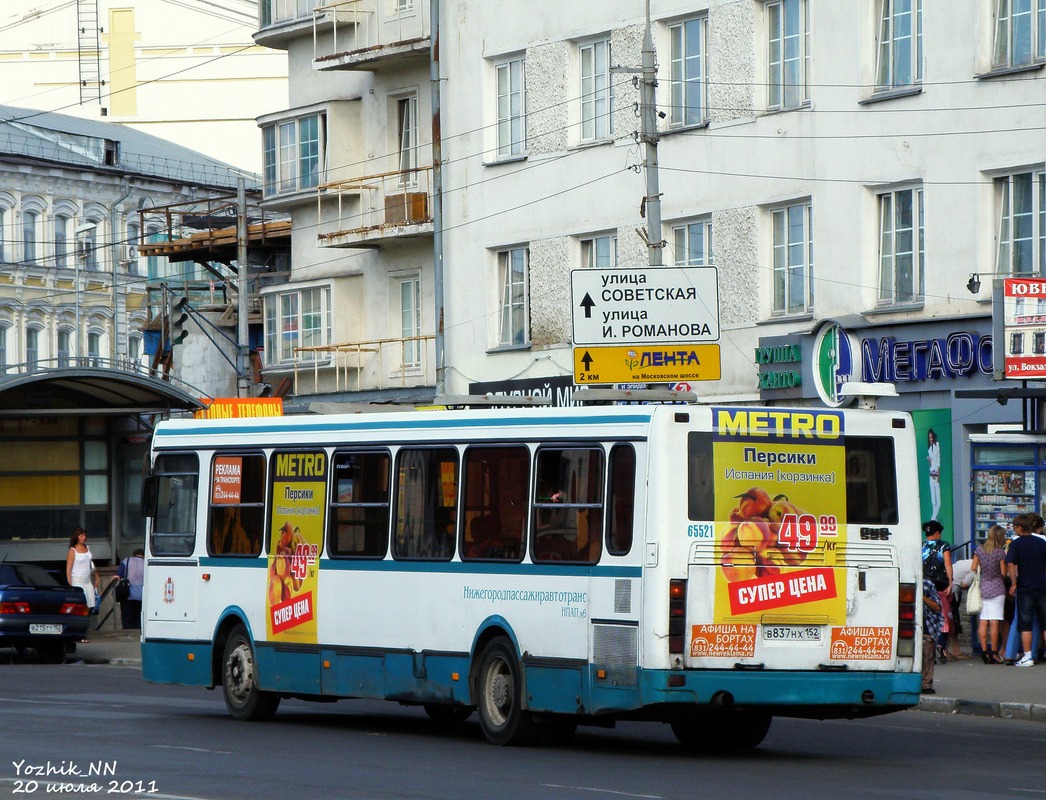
[257,0,1043,541]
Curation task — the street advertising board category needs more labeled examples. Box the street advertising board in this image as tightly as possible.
[266,450,327,643]
[570,267,720,345]
[711,408,848,627]
[573,343,721,384]
[1000,277,1046,379]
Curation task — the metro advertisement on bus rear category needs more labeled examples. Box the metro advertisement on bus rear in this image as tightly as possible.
[711,408,848,625]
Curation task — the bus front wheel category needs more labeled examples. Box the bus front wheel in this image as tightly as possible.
[475,637,537,746]
[670,709,772,753]
[221,625,280,721]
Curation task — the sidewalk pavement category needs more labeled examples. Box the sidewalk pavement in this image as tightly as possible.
[69,629,1046,724]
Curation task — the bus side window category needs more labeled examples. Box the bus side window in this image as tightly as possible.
[393,447,458,561]
[533,447,604,564]
[607,444,636,556]
[328,450,390,558]
[687,433,714,521]
[149,453,199,557]
[208,453,266,557]
[460,445,529,561]
[844,436,899,525]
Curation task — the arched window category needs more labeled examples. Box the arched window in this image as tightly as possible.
[88,331,102,367]
[57,329,72,367]
[22,211,38,263]
[54,214,71,269]
[0,326,7,373]
[26,327,40,369]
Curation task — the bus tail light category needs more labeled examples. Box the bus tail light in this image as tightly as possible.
[669,579,686,654]
[897,582,916,657]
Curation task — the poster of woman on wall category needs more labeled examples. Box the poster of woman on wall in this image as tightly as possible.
[912,410,954,541]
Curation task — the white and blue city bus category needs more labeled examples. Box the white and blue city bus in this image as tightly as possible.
[140,401,922,750]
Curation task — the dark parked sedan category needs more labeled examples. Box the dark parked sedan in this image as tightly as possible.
[0,562,90,663]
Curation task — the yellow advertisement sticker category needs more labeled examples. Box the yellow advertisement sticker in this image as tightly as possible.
[711,408,848,624]
[266,451,327,643]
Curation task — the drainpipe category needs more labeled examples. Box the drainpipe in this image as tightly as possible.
[430,0,445,395]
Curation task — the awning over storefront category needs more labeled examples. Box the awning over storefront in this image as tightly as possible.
[0,368,205,416]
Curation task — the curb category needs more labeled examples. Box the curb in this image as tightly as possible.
[917,696,1046,723]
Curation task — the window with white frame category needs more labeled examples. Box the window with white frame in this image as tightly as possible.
[496,57,526,157]
[397,95,419,185]
[878,187,924,304]
[399,275,422,368]
[669,16,709,127]
[766,0,809,110]
[0,209,5,262]
[26,327,39,369]
[262,113,323,198]
[875,0,923,90]
[993,0,1046,69]
[264,285,332,365]
[0,326,6,373]
[126,221,140,273]
[580,235,617,268]
[672,219,713,265]
[996,170,1045,276]
[771,202,813,314]
[54,214,70,269]
[81,219,101,271]
[88,331,101,367]
[260,0,317,28]
[497,247,528,346]
[22,211,38,264]
[580,38,613,142]
[57,329,71,367]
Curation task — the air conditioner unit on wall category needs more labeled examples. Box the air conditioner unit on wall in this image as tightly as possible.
[384,192,428,224]
[118,244,138,263]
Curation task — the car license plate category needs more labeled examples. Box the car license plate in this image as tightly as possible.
[762,625,821,642]
[29,624,63,635]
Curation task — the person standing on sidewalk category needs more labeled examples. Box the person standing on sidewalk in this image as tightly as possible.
[1005,512,1046,667]
[116,549,145,630]
[922,563,944,693]
[972,525,1009,663]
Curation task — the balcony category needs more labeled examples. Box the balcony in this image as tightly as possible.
[313,0,429,72]
[290,334,436,395]
[317,165,433,247]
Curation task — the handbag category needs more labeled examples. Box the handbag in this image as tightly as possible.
[965,570,982,616]
[115,578,131,602]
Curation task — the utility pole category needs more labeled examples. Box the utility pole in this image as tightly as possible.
[640,0,663,266]
[236,178,250,397]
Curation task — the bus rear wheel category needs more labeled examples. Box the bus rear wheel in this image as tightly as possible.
[221,625,280,721]
[475,637,537,746]
[670,709,772,753]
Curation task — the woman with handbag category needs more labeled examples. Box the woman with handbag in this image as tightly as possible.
[972,525,1008,664]
[115,549,145,630]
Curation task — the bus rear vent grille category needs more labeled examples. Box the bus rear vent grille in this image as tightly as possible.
[614,579,632,614]
[593,623,638,686]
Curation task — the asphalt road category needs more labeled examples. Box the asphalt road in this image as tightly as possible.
[1,664,1044,800]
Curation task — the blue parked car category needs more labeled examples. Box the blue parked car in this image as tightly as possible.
[0,563,91,663]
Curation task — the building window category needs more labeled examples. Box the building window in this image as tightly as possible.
[672,220,713,265]
[580,235,617,268]
[260,0,317,28]
[498,247,528,346]
[54,215,70,269]
[0,209,6,262]
[767,0,809,110]
[0,326,6,373]
[875,0,923,90]
[57,330,71,367]
[669,17,708,127]
[26,327,39,369]
[87,331,101,367]
[580,38,612,142]
[81,220,100,271]
[993,0,1046,68]
[996,170,1045,276]
[264,285,332,365]
[878,188,924,304]
[399,276,422,368]
[262,113,323,198]
[397,95,419,185]
[496,57,526,157]
[22,211,38,263]
[771,202,813,314]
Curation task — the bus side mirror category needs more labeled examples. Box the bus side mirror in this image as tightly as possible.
[141,476,158,518]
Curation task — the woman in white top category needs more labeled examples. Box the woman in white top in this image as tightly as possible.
[65,527,99,609]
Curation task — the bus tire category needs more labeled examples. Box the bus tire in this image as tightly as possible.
[475,637,537,746]
[670,709,772,753]
[221,625,279,721]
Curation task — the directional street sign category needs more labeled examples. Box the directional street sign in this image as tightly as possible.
[571,267,720,346]
[573,344,722,385]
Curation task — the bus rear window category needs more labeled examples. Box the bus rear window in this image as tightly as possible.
[688,433,899,525]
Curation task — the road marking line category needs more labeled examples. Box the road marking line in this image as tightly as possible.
[541,785,664,799]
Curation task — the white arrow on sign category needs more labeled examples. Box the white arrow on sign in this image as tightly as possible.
[570,267,720,345]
